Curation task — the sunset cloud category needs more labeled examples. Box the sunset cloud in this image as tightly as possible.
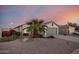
[0,5,79,28]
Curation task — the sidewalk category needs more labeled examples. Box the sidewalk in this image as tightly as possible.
[54,35,79,43]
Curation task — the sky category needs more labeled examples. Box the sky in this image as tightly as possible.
[0,5,79,28]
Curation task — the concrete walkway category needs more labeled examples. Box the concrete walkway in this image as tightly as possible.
[54,35,79,43]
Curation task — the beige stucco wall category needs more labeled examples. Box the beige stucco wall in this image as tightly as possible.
[22,24,29,33]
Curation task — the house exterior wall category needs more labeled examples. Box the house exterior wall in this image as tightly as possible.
[44,27,58,37]
[46,22,58,28]
[15,24,30,34]
[22,24,29,34]
[14,26,23,32]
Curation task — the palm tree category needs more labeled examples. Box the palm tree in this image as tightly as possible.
[26,19,47,38]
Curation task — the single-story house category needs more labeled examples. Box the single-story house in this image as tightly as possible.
[14,21,71,37]
[14,21,59,37]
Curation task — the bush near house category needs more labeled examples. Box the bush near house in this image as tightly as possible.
[2,29,16,37]
[2,31,11,37]
[1,29,20,42]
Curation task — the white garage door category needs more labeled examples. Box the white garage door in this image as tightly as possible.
[46,27,57,37]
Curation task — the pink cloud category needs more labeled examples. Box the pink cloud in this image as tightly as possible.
[37,6,79,25]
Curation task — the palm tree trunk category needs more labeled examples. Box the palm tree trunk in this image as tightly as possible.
[32,29,38,38]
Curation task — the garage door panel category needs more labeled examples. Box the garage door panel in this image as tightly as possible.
[46,27,57,36]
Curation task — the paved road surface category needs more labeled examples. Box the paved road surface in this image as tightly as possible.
[54,35,79,43]
[0,38,79,54]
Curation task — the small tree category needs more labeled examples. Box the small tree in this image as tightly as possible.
[67,22,77,27]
